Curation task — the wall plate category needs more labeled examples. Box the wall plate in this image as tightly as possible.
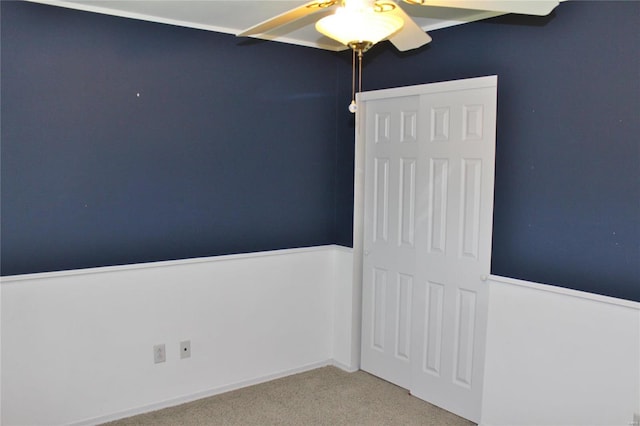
[153,344,166,364]
[180,340,191,359]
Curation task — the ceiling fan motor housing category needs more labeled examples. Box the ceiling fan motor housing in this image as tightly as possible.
[316,0,404,47]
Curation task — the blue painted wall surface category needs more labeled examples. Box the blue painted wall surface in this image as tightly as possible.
[1,1,340,274]
[357,1,639,301]
[2,1,638,302]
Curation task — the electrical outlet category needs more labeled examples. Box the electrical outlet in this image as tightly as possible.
[180,340,191,359]
[153,344,166,364]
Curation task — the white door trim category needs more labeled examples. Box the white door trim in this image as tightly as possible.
[358,77,498,102]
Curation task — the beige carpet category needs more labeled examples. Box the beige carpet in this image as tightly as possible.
[104,366,475,425]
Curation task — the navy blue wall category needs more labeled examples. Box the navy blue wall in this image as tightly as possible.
[2,1,638,302]
[1,1,341,274]
[356,1,639,301]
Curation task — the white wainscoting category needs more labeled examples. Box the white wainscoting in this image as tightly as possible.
[0,245,355,426]
[2,247,638,426]
[481,275,640,426]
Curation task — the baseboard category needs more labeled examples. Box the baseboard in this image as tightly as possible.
[330,359,359,373]
[71,360,335,426]
[70,358,362,425]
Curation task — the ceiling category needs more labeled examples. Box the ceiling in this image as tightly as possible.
[26,0,504,51]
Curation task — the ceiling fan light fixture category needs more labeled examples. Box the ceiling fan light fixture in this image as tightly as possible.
[315,6,404,47]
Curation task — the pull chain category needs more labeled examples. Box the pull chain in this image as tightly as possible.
[358,48,363,93]
[348,48,364,113]
[347,42,371,113]
[349,48,357,113]
[349,49,358,113]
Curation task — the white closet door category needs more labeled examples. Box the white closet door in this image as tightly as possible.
[360,94,420,389]
[359,77,497,423]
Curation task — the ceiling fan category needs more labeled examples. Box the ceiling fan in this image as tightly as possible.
[237,0,560,112]
[238,0,560,52]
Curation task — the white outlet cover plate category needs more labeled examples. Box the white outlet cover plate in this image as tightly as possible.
[153,344,166,364]
[180,340,191,359]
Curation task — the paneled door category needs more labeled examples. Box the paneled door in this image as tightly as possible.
[360,94,420,390]
[359,76,497,423]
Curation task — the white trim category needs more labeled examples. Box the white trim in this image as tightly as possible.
[69,358,357,426]
[69,360,335,426]
[488,274,640,310]
[357,75,498,101]
[330,359,360,373]
[0,244,344,284]
[331,245,354,255]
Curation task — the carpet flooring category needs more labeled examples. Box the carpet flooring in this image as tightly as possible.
[103,366,476,425]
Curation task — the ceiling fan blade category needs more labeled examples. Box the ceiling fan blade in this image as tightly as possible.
[237,0,336,37]
[387,4,432,51]
[403,0,560,16]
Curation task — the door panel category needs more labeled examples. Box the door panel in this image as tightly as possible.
[411,87,496,422]
[360,78,497,423]
[361,95,419,390]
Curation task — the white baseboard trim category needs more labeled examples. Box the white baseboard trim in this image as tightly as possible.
[71,359,359,426]
[330,359,359,373]
[71,360,336,426]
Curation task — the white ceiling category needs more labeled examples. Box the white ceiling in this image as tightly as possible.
[27,0,505,51]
